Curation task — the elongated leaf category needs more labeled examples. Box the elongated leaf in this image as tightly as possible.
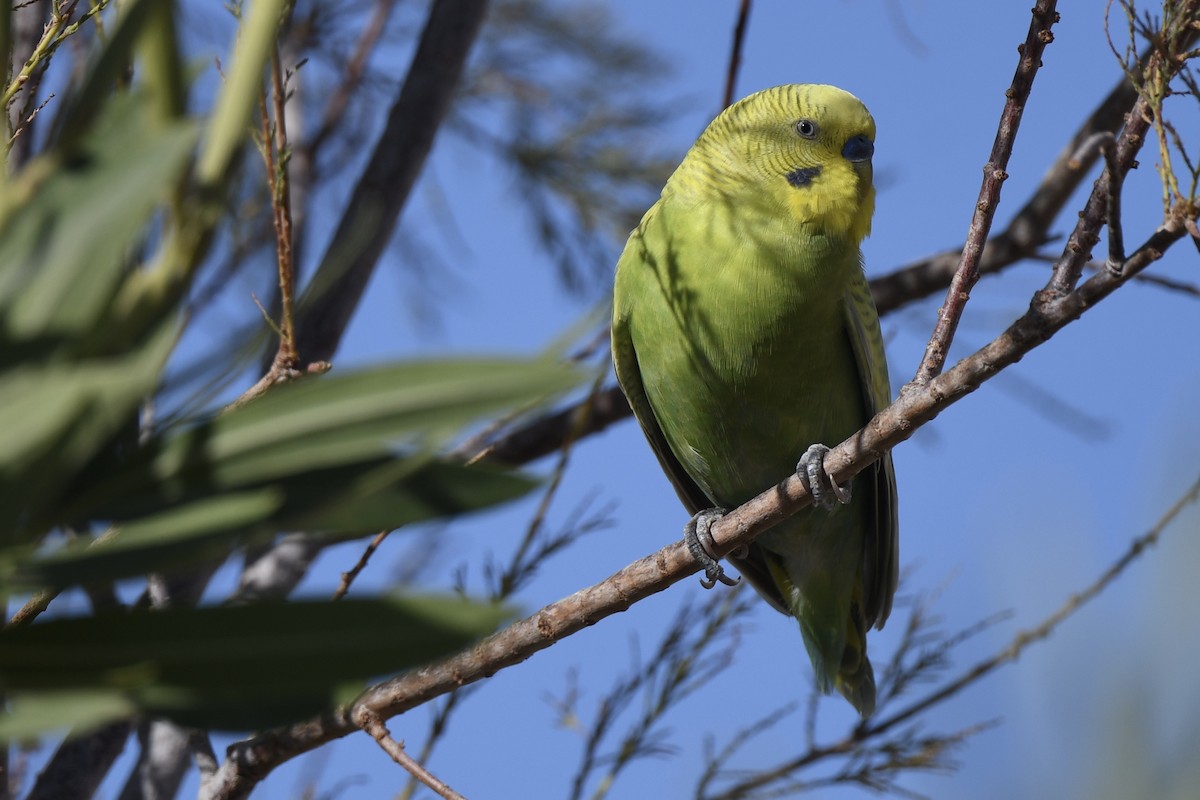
[196,0,289,185]
[16,460,535,588]
[65,357,579,522]
[0,93,197,346]
[0,692,136,742]
[0,319,180,542]
[0,595,511,735]
[49,0,167,146]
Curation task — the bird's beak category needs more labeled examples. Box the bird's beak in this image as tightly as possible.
[842,134,874,164]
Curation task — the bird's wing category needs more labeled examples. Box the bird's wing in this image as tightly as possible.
[611,203,792,613]
[843,265,899,628]
[611,217,713,517]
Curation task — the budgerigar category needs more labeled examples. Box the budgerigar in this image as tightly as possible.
[611,84,898,715]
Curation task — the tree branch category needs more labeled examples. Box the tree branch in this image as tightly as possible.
[912,0,1058,383]
[706,466,1200,799]
[27,720,133,800]
[202,199,1192,799]
[291,0,490,365]
[721,0,752,110]
[355,710,467,800]
[116,721,193,800]
[200,7,1198,797]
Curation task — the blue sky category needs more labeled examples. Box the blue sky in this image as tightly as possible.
[86,1,1200,798]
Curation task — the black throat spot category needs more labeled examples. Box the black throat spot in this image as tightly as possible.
[786,166,821,188]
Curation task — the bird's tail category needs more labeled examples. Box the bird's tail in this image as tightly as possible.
[833,617,876,717]
[765,549,878,717]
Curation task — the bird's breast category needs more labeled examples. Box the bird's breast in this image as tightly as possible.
[648,247,865,507]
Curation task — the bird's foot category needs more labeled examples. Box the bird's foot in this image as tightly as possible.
[796,443,851,511]
[684,507,739,589]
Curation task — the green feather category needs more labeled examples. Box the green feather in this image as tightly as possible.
[612,84,898,716]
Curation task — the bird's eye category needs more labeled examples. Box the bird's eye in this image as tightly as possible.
[795,119,818,139]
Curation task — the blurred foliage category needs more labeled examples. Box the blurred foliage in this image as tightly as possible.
[1,0,1197,798]
[0,0,579,739]
[454,0,683,293]
[156,0,680,422]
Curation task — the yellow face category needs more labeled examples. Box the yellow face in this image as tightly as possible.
[724,84,877,242]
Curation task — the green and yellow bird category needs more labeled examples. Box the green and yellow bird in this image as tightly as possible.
[611,84,897,715]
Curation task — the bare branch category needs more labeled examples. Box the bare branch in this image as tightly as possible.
[291,0,490,365]
[912,0,1058,384]
[332,529,390,601]
[26,720,133,800]
[203,199,1193,799]
[721,0,752,110]
[355,710,468,800]
[1071,132,1126,268]
[116,721,193,800]
[232,533,328,603]
[707,467,1200,799]
[479,384,632,467]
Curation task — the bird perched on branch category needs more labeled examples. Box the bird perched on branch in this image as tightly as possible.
[611,84,897,715]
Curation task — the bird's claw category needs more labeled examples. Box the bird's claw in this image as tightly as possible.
[796,443,851,511]
[684,508,739,589]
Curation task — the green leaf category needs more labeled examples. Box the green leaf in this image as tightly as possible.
[6,356,572,588]
[0,691,136,742]
[300,459,540,535]
[0,319,180,542]
[196,0,289,185]
[0,594,511,735]
[0,93,197,347]
[16,460,536,589]
[5,491,283,590]
[50,0,171,145]
[67,357,579,522]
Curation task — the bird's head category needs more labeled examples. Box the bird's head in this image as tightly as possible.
[685,84,877,244]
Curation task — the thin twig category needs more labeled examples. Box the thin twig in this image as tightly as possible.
[1044,3,1198,298]
[398,688,477,800]
[292,0,490,365]
[355,710,467,800]
[269,43,298,367]
[305,0,399,160]
[721,0,752,109]
[912,0,1059,384]
[1070,131,1126,269]
[1031,251,1200,298]
[233,41,304,413]
[6,91,54,146]
[204,213,1192,800]
[708,468,1200,799]
[332,529,390,601]
[7,589,58,627]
